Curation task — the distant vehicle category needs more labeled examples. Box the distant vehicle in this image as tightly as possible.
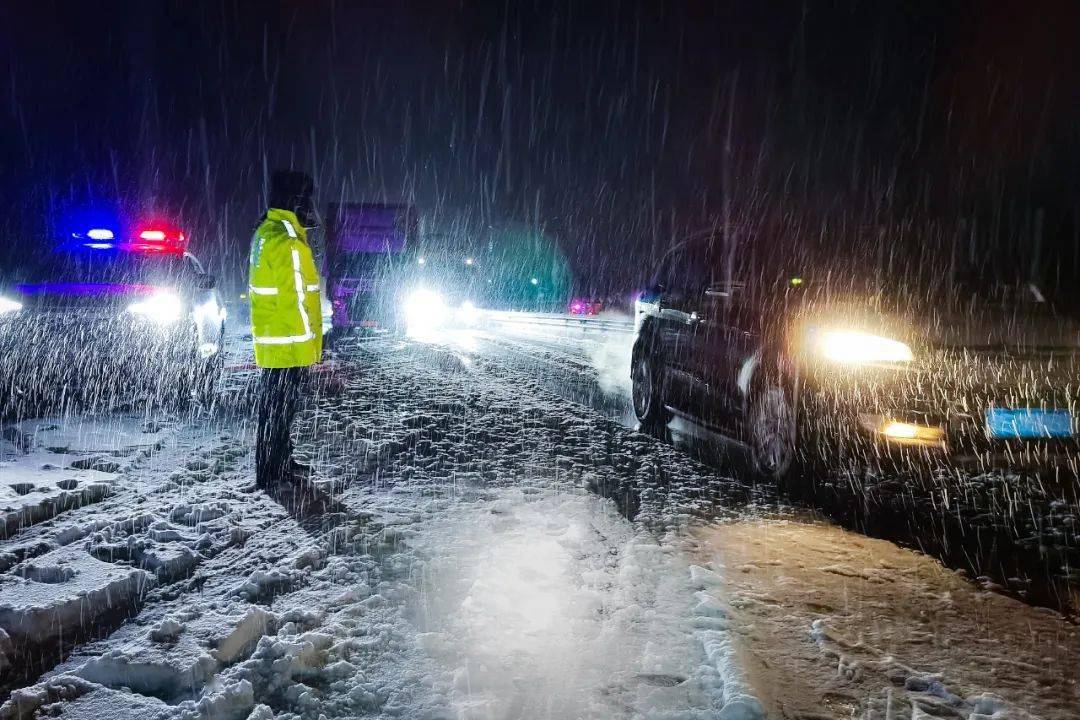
[568,297,603,316]
[632,232,1080,486]
[0,220,226,410]
[325,203,417,331]
[398,247,483,335]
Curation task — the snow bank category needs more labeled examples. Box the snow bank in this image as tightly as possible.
[75,641,217,701]
[689,565,765,720]
[0,546,154,645]
[1,415,175,539]
[209,607,278,665]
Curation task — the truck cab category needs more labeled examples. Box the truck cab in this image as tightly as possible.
[324,203,417,331]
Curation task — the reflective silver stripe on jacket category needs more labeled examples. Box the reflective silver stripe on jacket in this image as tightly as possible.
[281,219,297,238]
[305,284,320,292]
[249,286,279,295]
[292,247,314,340]
[253,333,314,345]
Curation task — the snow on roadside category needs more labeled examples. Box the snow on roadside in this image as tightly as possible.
[1,415,177,540]
[690,517,1080,719]
[1,334,756,719]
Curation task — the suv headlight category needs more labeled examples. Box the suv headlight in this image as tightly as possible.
[0,296,22,315]
[127,292,184,326]
[813,329,913,364]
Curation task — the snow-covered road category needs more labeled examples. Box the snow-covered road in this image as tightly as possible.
[1,325,1078,719]
[464,318,1080,619]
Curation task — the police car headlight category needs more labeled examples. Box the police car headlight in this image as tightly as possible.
[127,292,184,326]
[0,296,22,315]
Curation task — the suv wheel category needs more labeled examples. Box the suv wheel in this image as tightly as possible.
[195,351,224,408]
[632,348,671,428]
[747,381,798,483]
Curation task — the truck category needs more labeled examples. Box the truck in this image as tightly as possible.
[324,203,418,331]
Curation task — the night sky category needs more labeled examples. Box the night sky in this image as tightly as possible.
[1,1,1078,292]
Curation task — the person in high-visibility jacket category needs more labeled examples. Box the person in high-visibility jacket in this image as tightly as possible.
[249,170,323,490]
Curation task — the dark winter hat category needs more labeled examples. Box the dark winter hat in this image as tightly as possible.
[268,170,314,213]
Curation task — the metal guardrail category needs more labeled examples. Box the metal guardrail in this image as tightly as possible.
[483,310,635,334]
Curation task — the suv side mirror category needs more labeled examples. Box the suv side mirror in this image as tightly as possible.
[639,283,664,302]
[198,274,217,290]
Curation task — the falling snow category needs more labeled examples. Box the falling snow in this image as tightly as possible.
[3,3,1080,718]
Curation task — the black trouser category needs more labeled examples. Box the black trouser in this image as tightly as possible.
[256,367,307,488]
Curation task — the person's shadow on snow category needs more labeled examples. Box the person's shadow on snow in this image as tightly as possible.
[265,480,349,537]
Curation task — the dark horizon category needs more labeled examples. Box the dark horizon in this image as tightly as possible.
[2,0,1079,292]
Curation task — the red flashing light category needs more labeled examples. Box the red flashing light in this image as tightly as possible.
[128,223,187,254]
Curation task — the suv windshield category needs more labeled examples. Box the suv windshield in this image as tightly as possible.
[16,250,183,286]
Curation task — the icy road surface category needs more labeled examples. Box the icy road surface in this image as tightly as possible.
[0,326,1077,719]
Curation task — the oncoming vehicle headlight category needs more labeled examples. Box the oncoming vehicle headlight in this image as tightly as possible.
[455,300,480,326]
[0,296,22,315]
[813,329,914,365]
[403,288,448,331]
[127,291,184,326]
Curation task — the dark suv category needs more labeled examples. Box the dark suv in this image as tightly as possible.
[631,233,1080,484]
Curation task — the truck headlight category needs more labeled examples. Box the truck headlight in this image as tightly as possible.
[127,292,184,326]
[403,288,448,332]
[455,300,480,326]
[814,329,913,364]
[0,296,22,315]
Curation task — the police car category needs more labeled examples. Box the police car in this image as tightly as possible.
[0,218,227,410]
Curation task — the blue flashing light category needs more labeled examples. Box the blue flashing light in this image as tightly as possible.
[59,205,125,249]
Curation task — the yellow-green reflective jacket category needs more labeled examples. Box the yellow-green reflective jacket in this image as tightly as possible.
[248,208,323,368]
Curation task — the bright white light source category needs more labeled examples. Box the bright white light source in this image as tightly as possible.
[127,291,184,326]
[0,296,23,314]
[403,288,447,335]
[530,277,539,285]
[87,228,115,240]
[417,256,426,266]
[456,300,480,326]
[815,329,913,364]
[465,257,474,265]
[139,230,166,241]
